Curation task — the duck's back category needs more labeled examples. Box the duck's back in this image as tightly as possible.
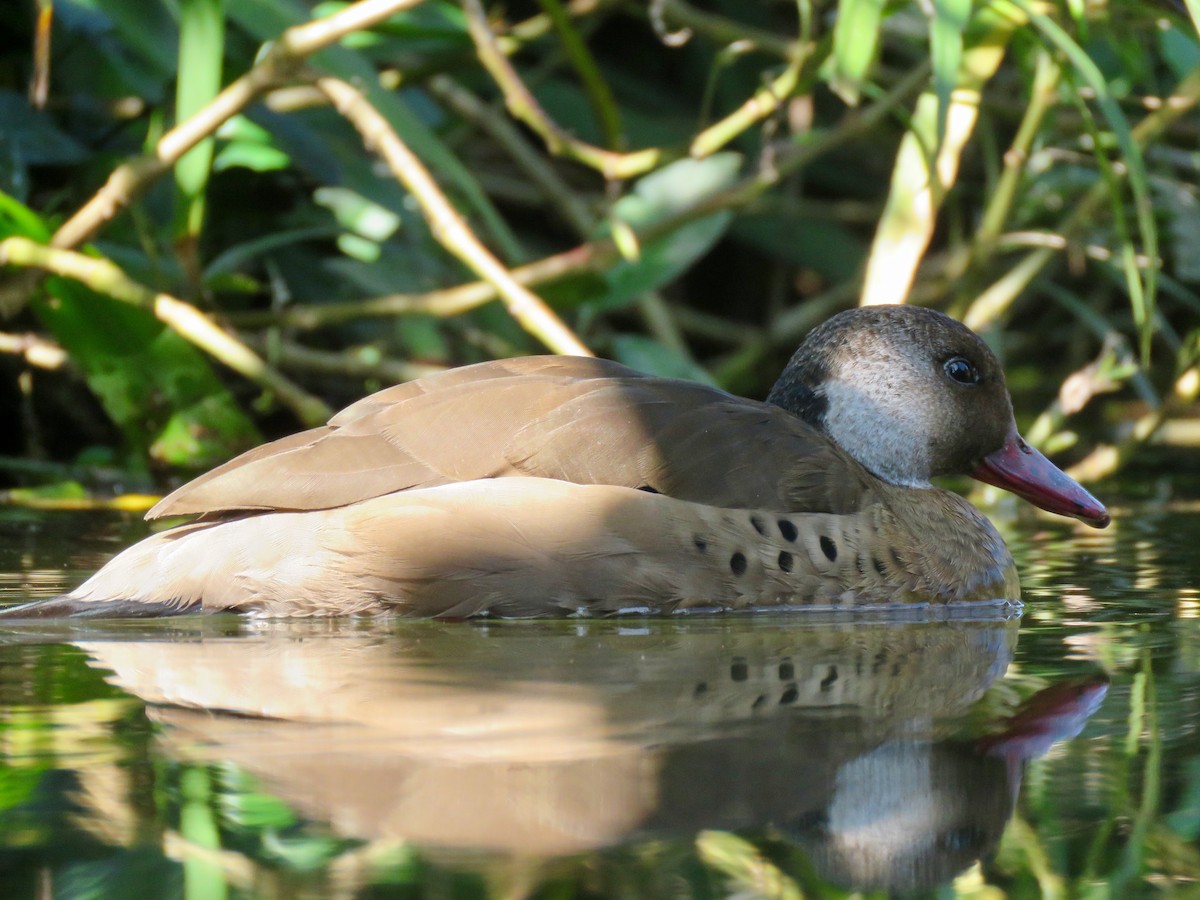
[149,356,877,520]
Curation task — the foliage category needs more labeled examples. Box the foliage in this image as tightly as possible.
[0,0,1196,496]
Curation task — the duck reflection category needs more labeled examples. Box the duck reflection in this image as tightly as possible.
[65,614,1103,893]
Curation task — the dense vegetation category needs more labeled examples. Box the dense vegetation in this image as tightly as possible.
[1,4,1199,897]
[0,0,1196,504]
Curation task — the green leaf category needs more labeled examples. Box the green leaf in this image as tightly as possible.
[176,0,226,238]
[610,335,717,384]
[0,91,88,198]
[826,0,886,105]
[930,0,971,146]
[214,116,293,173]
[33,285,260,468]
[589,154,740,312]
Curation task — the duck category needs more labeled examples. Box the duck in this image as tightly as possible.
[0,305,1109,619]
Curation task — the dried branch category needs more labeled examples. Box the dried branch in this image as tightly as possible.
[315,75,593,357]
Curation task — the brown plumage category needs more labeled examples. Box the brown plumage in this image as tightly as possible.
[0,306,1109,619]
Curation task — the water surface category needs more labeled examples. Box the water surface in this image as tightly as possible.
[0,480,1197,899]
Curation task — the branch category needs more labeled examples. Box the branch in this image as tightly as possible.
[462,0,665,180]
[226,67,927,332]
[315,75,593,357]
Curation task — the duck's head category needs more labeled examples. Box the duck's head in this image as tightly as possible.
[767,305,1110,528]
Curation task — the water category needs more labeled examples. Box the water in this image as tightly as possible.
[0,478,1197,899]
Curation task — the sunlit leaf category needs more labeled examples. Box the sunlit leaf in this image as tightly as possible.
[610,334,716,384]
[826,0,886,105]
[588,154,740,312]
[931,0,970,145]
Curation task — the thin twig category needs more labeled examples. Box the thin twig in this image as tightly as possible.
[243,334,444,384]
[689,51,807,158]
[0,239,333,426]
[316,75,593,356]
[462,0,665,180]
[427,75,597,237]
[0,331,68,370]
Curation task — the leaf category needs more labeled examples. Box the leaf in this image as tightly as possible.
[589,154,740,312]
[0,194,259,469]
[0,90,88,166]
[610,335,716,384]
[931,0,971,146]
[214,116,293,173]
[826,0,886,105]
[175,0,226,223]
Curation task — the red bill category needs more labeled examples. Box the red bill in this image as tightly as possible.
[972,433,1110,528]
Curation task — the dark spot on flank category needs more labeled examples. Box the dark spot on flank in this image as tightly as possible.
[694,681,708,697]
[778,519,798,542]
[873,651,888,673]
[730,659,748,682]
[855,557,866,577]
[780,684,799,705]
[693,535,708,554]
[819,535,837,561]
[638,485,660,494]
[873,557,887,576]
[750,515,767,535]
[752,694,767,710]
[820,666,839,691]
[778,660,794,680]
[730,552,748,576]
[778,551,794,573]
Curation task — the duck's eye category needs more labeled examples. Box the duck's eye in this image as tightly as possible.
[943,356,980,385]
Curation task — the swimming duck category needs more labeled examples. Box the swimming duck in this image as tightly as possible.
[0,305,1108,619]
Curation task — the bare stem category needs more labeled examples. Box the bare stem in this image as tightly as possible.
[0,331,68,370]
[462,0,665,180]
[316,76,592,356]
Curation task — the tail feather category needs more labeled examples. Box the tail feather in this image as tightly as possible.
[0,596,201,620]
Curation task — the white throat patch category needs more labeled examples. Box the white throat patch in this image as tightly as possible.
[820,378,934,488]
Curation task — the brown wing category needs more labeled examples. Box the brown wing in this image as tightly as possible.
[147,355,877,520]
